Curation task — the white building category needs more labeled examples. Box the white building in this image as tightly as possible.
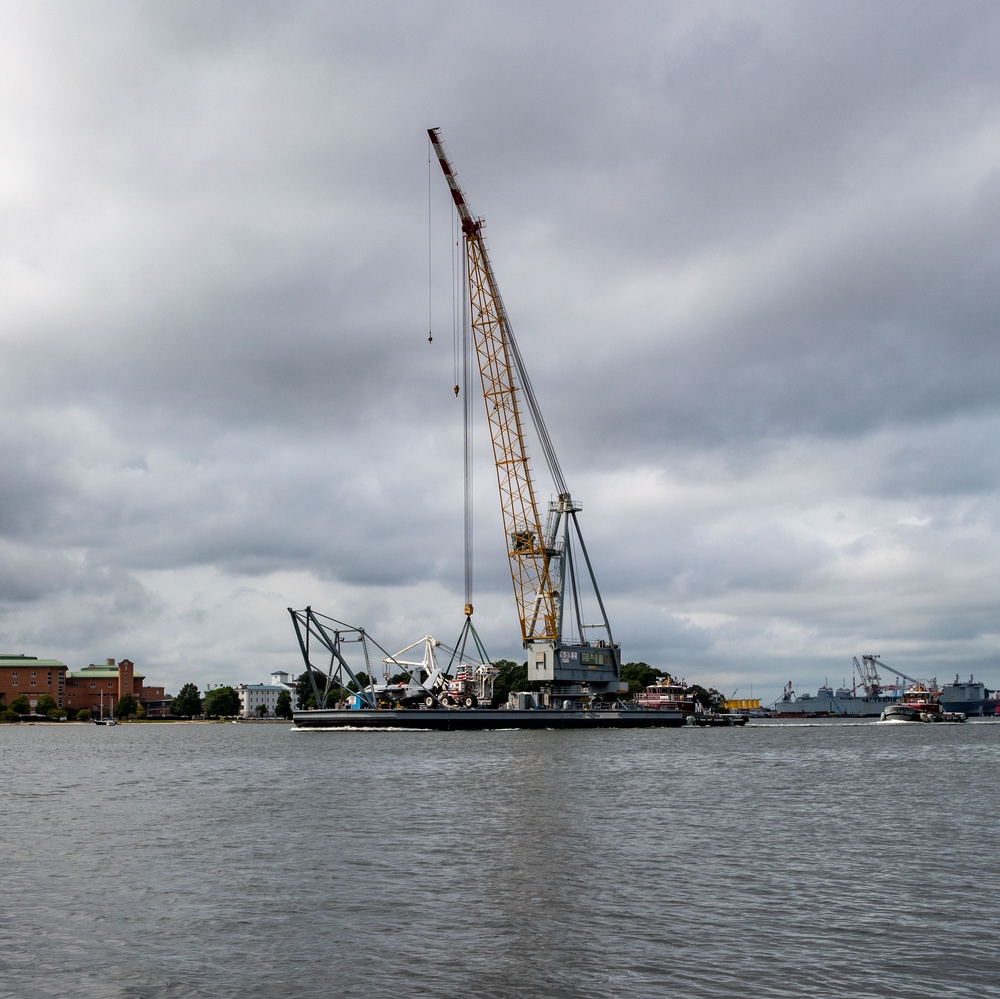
[235,673,295,718]
[235,683,280,718]
[234,672,301,718]
[270,671,300,708]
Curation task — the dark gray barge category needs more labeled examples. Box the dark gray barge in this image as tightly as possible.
[293,706,690,731]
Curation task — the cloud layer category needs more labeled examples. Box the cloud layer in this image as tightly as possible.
[2,1,1000,702]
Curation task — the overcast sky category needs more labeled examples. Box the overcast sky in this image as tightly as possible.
[2,1,999,704]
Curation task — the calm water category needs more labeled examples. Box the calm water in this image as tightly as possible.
[2,719,999,998]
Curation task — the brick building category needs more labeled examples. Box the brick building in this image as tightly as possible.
[63,658,172,717]
[0,655,68,709]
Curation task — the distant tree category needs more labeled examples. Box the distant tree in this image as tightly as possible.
[620,662,659,695]
[295,671,318,710]
[1,708,19,723]
[686,684,726,712]
[491,659,529,705]
[136,702,146,719]
[9,695,30,716]
[171,683,202,719]
[255,702,269,718]
[115,693,138,719]
[275,690,293,719]
[346,672,371,694]
[75,708,91,722]
[35,694,58,715]
[203,686,241,719]
[47,708,67,720]
[294,669,351,708]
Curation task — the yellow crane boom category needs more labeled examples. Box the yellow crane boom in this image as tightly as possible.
[429,128,623,698]
[428,127,558,645]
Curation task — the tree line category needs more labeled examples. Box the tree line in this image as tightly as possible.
[0,692,144,722]
[170,683,294,720]
[0,684,294,722]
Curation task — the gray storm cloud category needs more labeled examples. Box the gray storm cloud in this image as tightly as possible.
[1,0,999,701]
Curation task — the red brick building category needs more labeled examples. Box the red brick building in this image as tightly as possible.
[63,659,171,717]
[0,655,68,709]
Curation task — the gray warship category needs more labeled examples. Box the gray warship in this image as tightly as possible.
[775,655,997,718]
[937,675,998,716]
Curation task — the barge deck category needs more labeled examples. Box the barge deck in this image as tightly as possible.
[292,707,748,730]
[293,706,688,730]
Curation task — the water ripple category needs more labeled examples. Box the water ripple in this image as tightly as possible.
[1,721,999,997]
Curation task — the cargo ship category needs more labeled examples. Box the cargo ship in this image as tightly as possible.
[937,675,998,717]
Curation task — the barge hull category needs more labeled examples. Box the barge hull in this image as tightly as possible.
[292,707,688,730]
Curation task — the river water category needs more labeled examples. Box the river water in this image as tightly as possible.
[2,718,999,998]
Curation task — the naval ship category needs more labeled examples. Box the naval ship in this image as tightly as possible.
[774,656,998,718]
[773,682,901,717]
[937,675,998,717]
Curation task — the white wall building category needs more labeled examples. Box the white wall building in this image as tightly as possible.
[270,671,300,709]
[233,672,301,718]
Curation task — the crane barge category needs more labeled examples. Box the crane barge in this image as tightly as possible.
[290,130,695,730]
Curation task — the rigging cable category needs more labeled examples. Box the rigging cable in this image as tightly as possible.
[427,142,434,343]
[461,216,474,614]
[453,211,461,396]
[430,131,475,621]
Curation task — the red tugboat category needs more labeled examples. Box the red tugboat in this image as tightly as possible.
[881,684,966,723]
[634,676,696,714]
[634,676,748,726]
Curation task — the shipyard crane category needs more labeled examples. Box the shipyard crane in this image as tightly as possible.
[428,128,624,701]
[853,654,930,696]
[852,655,885,697]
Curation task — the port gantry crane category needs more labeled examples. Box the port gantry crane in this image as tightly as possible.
[853,654,930,696]
[428,128,625,703]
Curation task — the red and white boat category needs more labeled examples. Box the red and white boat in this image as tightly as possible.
[881,684,965,723]
[634,676,696,714]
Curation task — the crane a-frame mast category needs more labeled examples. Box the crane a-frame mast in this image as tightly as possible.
[428,128,622,697]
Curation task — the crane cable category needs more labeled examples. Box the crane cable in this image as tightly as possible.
[431,132,475,617]
[427,144,433,344]
[463,267,475,613]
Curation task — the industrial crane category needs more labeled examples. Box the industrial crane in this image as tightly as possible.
[853,654,930,696]
[428,128,624,702]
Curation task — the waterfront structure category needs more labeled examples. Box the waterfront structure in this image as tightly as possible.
[233,672,300,717]
[63,659,171,717]
[235,682,282,718]
[0,655,68,709]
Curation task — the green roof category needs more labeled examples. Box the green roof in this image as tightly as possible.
[0,656,67,669]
